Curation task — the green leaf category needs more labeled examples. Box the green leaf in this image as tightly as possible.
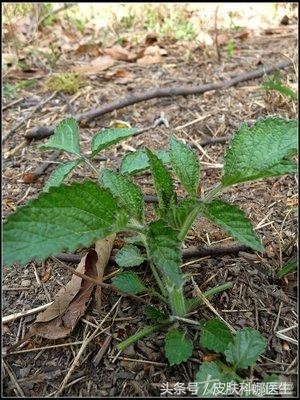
[3,181,128,266]
[200,318,234,354]
[199,200,264,252]
[165,329,193,365]
[112,272,146,294]
[147,220,183,287]
[170,136,200,196]
[222,117,298,186]
[102,169,144,222]
[263,74,297,100]
[224,328,267,370]
[39,118,80,155]
[146,148,176,211]
[144,306,168,323]
[120,149,170,175]
[196,362,235,397]
[115,244,146,268]
[277,258,297,278]
[91,127,138,156]
[44,160,79,191]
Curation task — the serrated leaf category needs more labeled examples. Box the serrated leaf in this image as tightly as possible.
[3,181,128,266]
[120,149,170,175]
[200,318,234,354]
[115,244,146,268]
[102,169,144,222]
[263,74,297,100]
[222,117,298,186]
[146,148,176,211]
[196,362,235,397]
[44,160,79,191]
[144,306,168,323]
[170,136,200,196]
[147,220,183,287]
[39,118,80,155]
[112,272,146,294]
[165,329,193,365]
[224,328,267,370]
[91,127,138,156]
[200,200,264,252]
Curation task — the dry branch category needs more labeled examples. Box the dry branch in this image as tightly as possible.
[25,59,292,140]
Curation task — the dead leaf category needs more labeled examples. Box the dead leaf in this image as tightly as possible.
[75,42,102,57]
[72,55,115,75]
[143,45,167,57]
[2,53,18,65]
[104,45,137,62]
[137,54,163,66]
[104,69,134,84]
[145,32,158,46]
[24,250,98,340]
[94,234,116,312]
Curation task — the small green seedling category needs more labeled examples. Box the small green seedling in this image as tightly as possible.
[226,41,236,58]
[3,115,297,369]
[262,72,297,100]
[197,319,277,397]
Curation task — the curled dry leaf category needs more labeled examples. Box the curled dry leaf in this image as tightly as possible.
[94,234,116,312]
[24,250,98,340]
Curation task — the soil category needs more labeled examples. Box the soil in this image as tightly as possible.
[2,17,298,398]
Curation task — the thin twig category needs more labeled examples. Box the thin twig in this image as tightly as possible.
[25,60,292,140]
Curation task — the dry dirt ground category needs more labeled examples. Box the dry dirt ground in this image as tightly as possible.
[2,20,298,398]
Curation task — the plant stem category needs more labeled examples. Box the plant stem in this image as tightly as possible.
[165,278,186,317]
[117,321,172,351]
[178,206,200,242]
[75,153,101,178]
[147,288,168,303]
[203,183,225,203]
[149,260,168,297]
[187,282,233,312]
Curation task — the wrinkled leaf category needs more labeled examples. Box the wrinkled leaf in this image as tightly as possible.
[196,361,235,397]
[120,149,170,175]
[199,200,264,252]
[115,244,146,268]
[102,169,144,222]
[91,127,138,156]
[200,318,234,354]
[170,136,200,196]
[44,160,79,191]
[165,329,193,365]
[224,328,267,370]
[3,181,128,266]
[147,220,183,287]
[112,272,146,295]
[146,148,176,211]
[144,306,168,323]
[39,118,80,155]
[222,117,298,186]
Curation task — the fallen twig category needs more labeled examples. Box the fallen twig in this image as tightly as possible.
[56,243,251,264]
[25,60,292,140]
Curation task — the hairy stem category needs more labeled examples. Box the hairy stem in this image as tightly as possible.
[117,321,172,351]
[187,282,233,312]
[203,183,225,203]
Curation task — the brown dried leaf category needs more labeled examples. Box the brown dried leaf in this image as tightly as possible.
[104,45,137,62]
[75,42,102,57]
[72,55,115,75]
[137,54,163,66]
[26,251,98,340]
[94,234,116,312]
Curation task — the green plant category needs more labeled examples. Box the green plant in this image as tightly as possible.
[196,319,278,397]
[3,116,297,368]
[226,41,236,58]
[262,72,297,100]
[3,79,37,99]
[45,73,85,94]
